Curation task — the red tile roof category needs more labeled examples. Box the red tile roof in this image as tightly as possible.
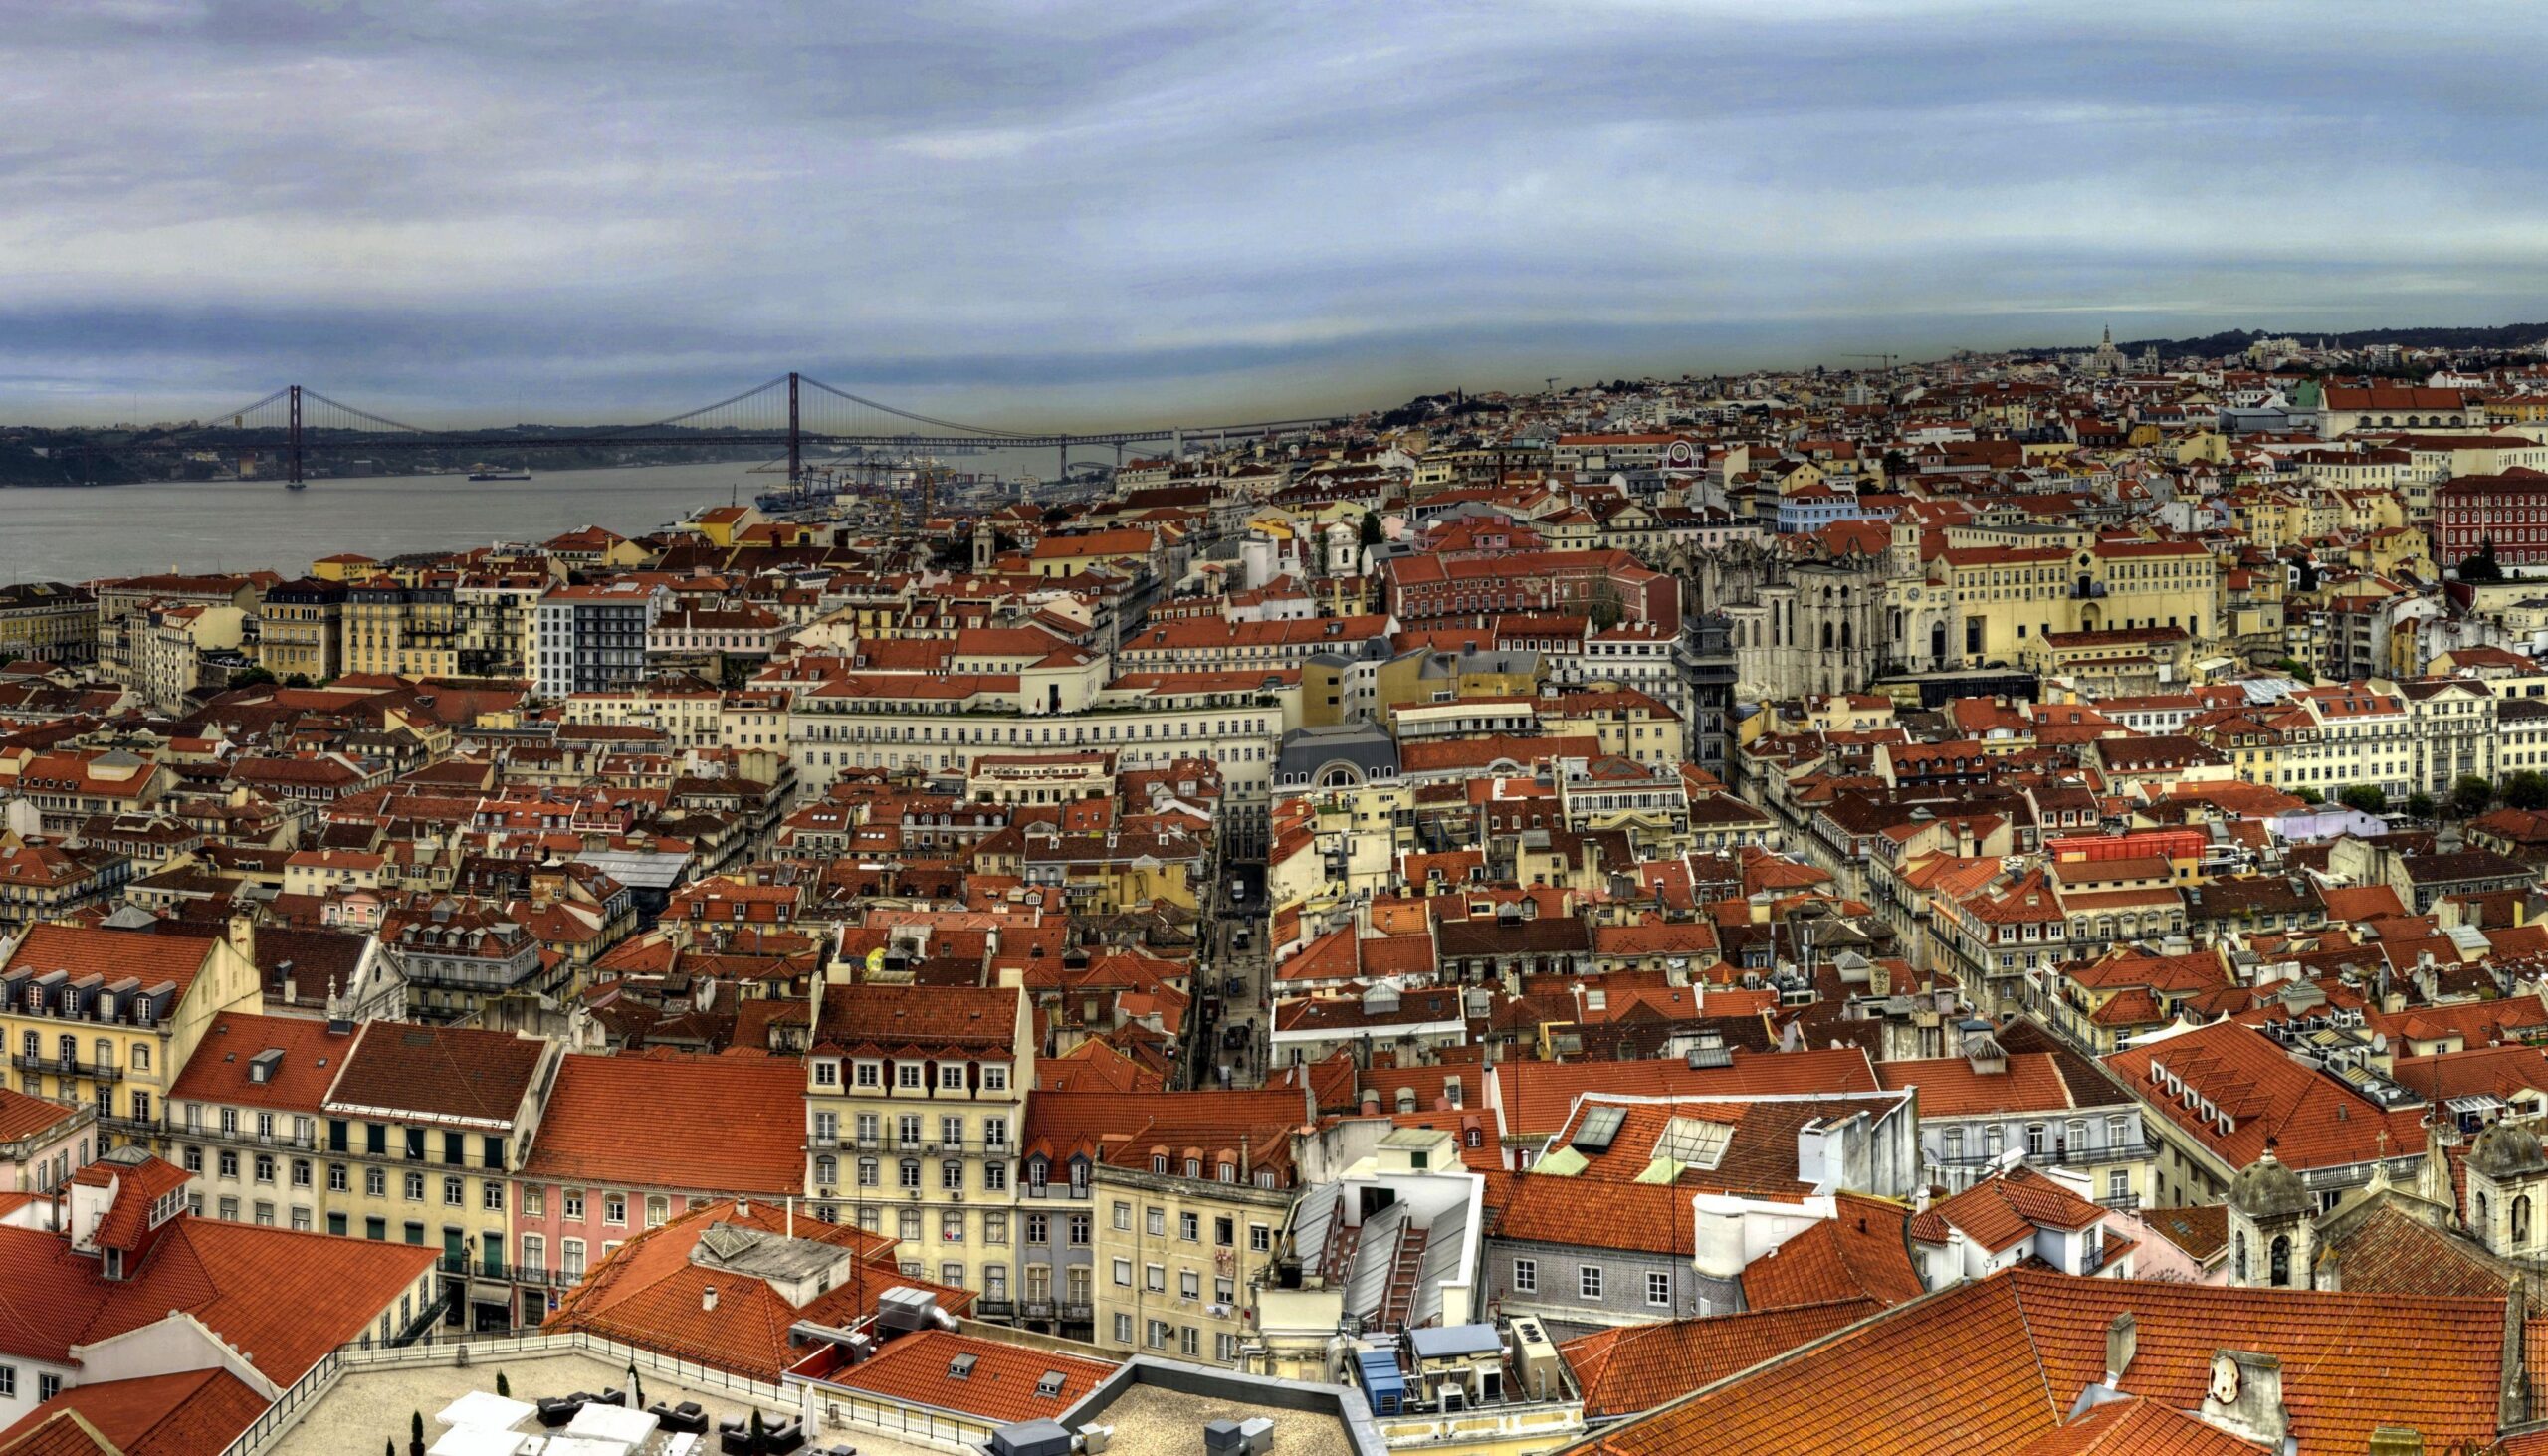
[166,1013,358,1113]
[0,1216,434,1383]
[1492,1048,1878,1139]
[1579,1267,2512,1456]
[1739,1194,1924,1311]
[810,1330,1115,1423]
[0,1088,80,1145]
[322,1022,550,1127]
[521,1052,807,1194]
[546,1198,972,1381]
[0,1369,266,1456]
[1558,1299,1877,1419]
[0,925,218,997]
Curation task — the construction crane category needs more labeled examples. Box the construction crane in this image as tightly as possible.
[1846,353,1901,372]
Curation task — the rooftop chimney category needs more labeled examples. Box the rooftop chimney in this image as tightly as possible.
[2102,1313,2136,1385]
[2366,1429,2426,1456]
[703,1284,718,1312]
[2197,1350,2287,1448]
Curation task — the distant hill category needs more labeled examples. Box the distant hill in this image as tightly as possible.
[2025,321,2548,360]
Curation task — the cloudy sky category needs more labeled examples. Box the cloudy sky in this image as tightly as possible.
[6,0,2547,427]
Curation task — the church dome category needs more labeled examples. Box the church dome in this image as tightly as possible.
[2227,1148,2312,1219]
[2469,1121,2548,1180]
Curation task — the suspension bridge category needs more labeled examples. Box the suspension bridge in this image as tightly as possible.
[83,374,1347,487]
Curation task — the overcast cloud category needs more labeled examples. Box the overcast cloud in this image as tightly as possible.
[6,0,2548,426]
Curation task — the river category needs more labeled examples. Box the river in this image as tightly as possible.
[0,451,1074,584]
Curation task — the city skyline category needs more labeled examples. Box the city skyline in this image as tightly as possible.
[9,1,2548,426]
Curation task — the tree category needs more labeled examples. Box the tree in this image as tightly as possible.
[2407,791,2437,820]
[495,1372,510,1397]
[1358,510,1384,547]
[2337,784,2388,816]
[2509,770,2548,811]
[2271,657,2315,684]
[2293,786,2325,805]
[1586,579,1627,631]
[282,673,315,689]
[2453,774,2496,819]
[2293,555,2319,592]
[2460,538,2506,583]
[228,665,277,690]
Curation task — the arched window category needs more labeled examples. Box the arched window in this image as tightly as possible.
[2516,1195,2534,1246]
[2268,1234,2291,1288]
[2233,1231,2248,1282]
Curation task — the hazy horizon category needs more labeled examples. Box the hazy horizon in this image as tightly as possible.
[9,1,2548,430]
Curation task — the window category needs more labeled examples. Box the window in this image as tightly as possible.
[1646,1271,1671,1307]
[983,1065,1009,1093]
[403,1171,424,1201]
[217,1149,237,1178]
[1249,1223,1271,1253]
[1147,1320,1170,1350]
[942,1160,963,1191]
[645,1195,669,1228]
[1215,1216,1235,1247]
[1147,1207,1165,1237]
[444,1177,464,1207]
[484,1183,505,1212]
[896,1064,923,1090]
[291,1158,311,1188]
[365,1217,386,1241]
[984,1160,1007,1192]
[899,1208,922,1242]
[1113,1258,1133,1287]
[1025,1213,1049,1244]
[1069,1214,1091,1246]
[856,1158,877,1188]
[984,1212,1008,1245]
[941,1115,964,1145]
[1179,1211,1200,1242]
[1512,1258,1538,1294]
[1579,1265,1603,1300]
[1113,1201,1132,1231]
[940,1064,964,1091]
[2107,1170,2129,1202]
[1179,1270,1201,1300]
[366,1168,385,1197]
[38,1374,58,1402]
[0,1366,14,1398]
[182,1145,203,1174]
[563,1240,586,1280]
[899,1160,922,1190]
[563,1188,585,1220]
[604,1194,626,1225]
[1114,1314,1134,1344]
[524,1233,545,1276]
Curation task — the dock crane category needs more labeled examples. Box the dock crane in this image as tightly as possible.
[1845,353,1901,372]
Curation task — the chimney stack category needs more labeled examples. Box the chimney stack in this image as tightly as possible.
[703,1284,718,1312]
[2103,1312,2136,1385]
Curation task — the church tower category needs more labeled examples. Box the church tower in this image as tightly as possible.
[2227,1144,2316,1289]
[971,521,996,574]
[2465,1121,2548,1259]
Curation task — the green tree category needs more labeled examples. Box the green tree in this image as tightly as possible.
[2293,786,2325,805]
[1585,579,1627,631]
[2508,770,2548,811]
[495,1372,510,1397]
[2406,791,2437,820]
[2293,555,2319,592]
[282,673,315,689]
[2460,539,2506,583]
[1359,510,1384,547]
[2271,657,2315,683]
[2452,774,2496,819]
[2337,784,2388,816]
[228,665,277,690]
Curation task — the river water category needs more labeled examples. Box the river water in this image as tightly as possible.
[0,451,1072,584]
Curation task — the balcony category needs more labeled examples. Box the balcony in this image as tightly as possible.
[1019,1299,1056,1321]
[975,1298,1016,1319]
[1058,1302,1094,1322]
[12,1054,119,1081]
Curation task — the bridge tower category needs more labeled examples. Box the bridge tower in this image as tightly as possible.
[287,384,303,488]
[787,371,801,486]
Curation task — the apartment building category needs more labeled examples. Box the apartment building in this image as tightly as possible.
[0,582,97,667]
[256,576,345,683]
[508,1051,807,1327]
[344,577,459,678]
[317,1021,562,1331]
[0,921,262,1159]
[799,980,1032,1297]
[534,581,668,699]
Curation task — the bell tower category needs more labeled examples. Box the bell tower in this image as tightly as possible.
[2226,1144,2316,1289]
